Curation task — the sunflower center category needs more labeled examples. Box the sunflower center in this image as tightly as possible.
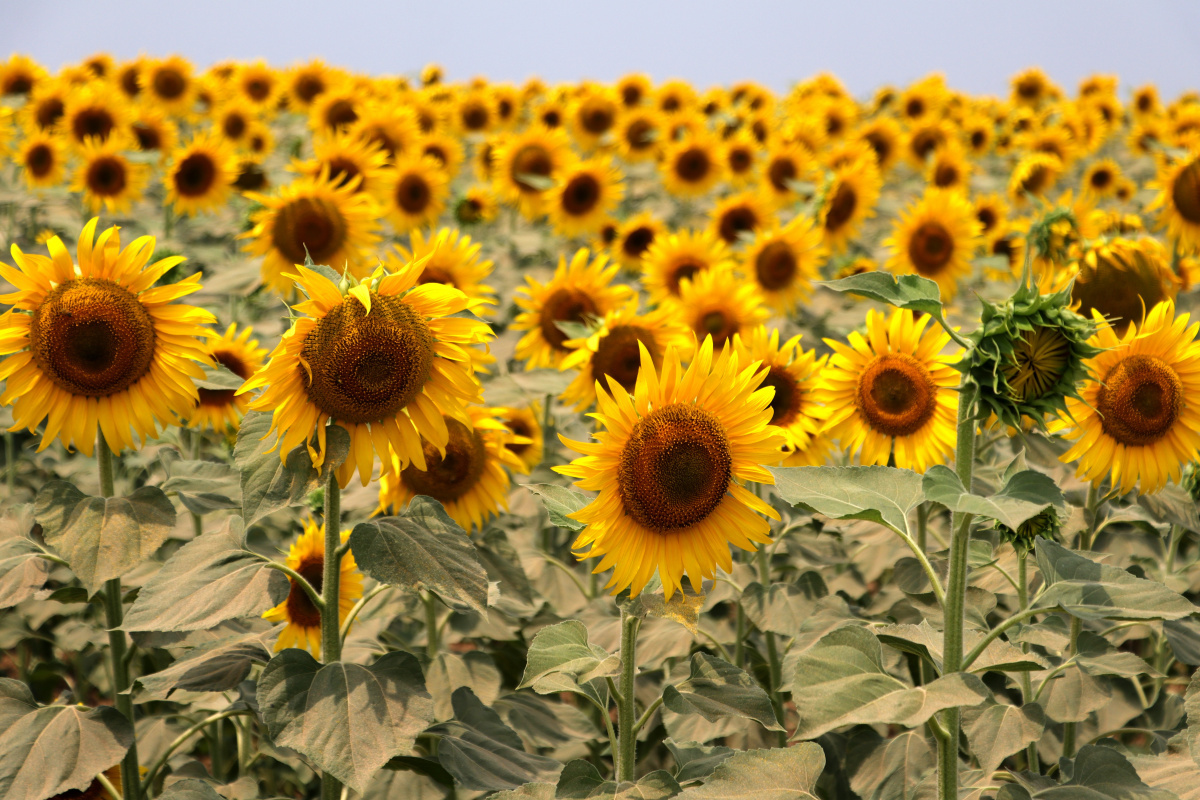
[667,260,703,294]
[285,556,324,628]
[85,156,126,197]
[622,227,655,258]
[417,264,456,287]
[325,157,361,190]
[910,129,942,161]
[175,153,217,197]
[934,163,959,187]
[234,162,267,191]
[246,78,271,102]
[618,403,732,533]
[73,108,115,142]
[26,143,54,177]
[626,119,655,150]
[393,172,431,214]
[133,123,161,151]
[199,350,250,407]
[767,158,797,192]
[582,106,614,134]
[562,173,601,216]
[542,109,561,128]
[762,367,801,425]
[866,131,892,163]
[699,310,737,347]
[728,147,753,172]
[35,98,64,130]
[718,206,757,244]
[29,278,157,397]
[1020,165,1050,196]
[295,74,326,103]
[273,197,347,265]
[223,113,247,140]
[506,417,533,456]
[1171,160,1200,225]
[970,130,987,150]
[539,288,598,350]
[324,100,358,128]
[755,241,797,291]
[976,206,997,233]
[512,145,552,192]
[1073,250,1169,334]
[300,293,434,424]
[1001,326,1069,402]
[675,147,711,183]
[1097,355,1183,446]
[402,417,487,502]
[856,353,938,437]
[908,222,954,274]
[593,324,659,392]
[824,183,857,232]
[4,73,33,95]
[1090,168,1113,190]
[153,69,186,100]
[462,104,489,131]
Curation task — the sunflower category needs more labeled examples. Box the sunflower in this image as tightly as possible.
[707,191,772,246]
[642,229,732,305]
[660,134,725,198]
[21,80,67,133]
[454,89,494,134]
[495,403,543,474]
[1147,147,1200,252]
[262,519,363,656]
[293,130,392,197]
[740,214,827,314]
[615,213,664,270]
[617,73,652,108]
[17,131,67,190]
[383,156,449,232]
[285,59,335,111]
[310,84,362,133]
[1010,68,1057,107]
[72,137,150,215]
[165,131,239,217]
[816,308,960,472]
[855,116,903,173]
[454,185,499,225]
[212,99,259,149]
[670,266,769,350]
[142,56,195,115]
[722,130,761,186]
[926,143,972,192]
[188,324,267,431]
[961,113,995,157]
[492,125,573,218]
[557,336,786,598]
[820,158,882,253]
[385,227,496,313]
[972,193,1009,247]
[548,156,626,237]
[1008,152,1063,206]
[1055,302,1200,495]
[0,219,214,455]
[62,84,129,148]
[615,108,663,163]
[884,188,981,300]
[559,303,692,411]
[760,140,816,207]
[129,106,178,161]
[242,175,382,295]
[239,260,491,488]
[513,249,634,370]
[904,120,956,167]
[377,405,524,532]
[236,61,281,110]
[418,131,466,177]
[733,325,827,464]
[349,103,420,161]
[534,98,567,130]
[1070,237,1180,334]
[0,54,45,97]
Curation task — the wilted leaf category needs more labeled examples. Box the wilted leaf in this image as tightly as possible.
[663,653,783,732]
[769,466,923,536]
[1035,538,1195,620]
[522,484,589,531]
[625,588,706,635]
[678,743,824,800]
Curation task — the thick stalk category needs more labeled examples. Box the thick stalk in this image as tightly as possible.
[1062,487,1099,758]
[1017,551,1039,772]
[756,547,786,745]
[938,384,977,800]
[99,437,139,800]
[319,469,342,800]
[424,592,440,658]
[916,502,929,552]
[616,610,640,783]
[1061,615,1082,758]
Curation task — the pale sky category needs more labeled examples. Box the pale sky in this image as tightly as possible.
[4,0,1199,101]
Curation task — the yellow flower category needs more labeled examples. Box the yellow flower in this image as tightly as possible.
[669,266,770,352]
[496,404,544,473]
[187,324,267,431]
[641,229,732,306]
[548,156,626,237]
[1147,147,1200,252]
[884,188,981,300]
[733,326,828,465]
[383,156,450,233]
[166,130,240,216]
[660,133,725,198]
[820,158,881,253]
[72,137,150,215]
[739,215,827,314]
[385,227,497,314]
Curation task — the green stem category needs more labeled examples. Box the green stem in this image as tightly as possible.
[1061,615,1082,758]
[916,502,928,552]
[212,717,225,781]
[1165,525,1182,574]
[756,547,786,745]
[938,383,977,800]
[633,696,663,735]
[319,468,342,800]
[99,437,139,800]
[1017,551,1040,772]
[1081,483,1099,551]
[424,591,440,659]
[616,610,639,783]
[733,601,746,667]
[139,710,248,797]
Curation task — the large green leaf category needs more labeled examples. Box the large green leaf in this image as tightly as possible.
[429,687,563,791]
[922,464,1064,530]
[664,740,735,785]
[877,619,1048,673]
[427,652,501,721]
[349,498,489,614]
[769,466,923,536]
[678,743,825,800]
[522,484,589,531]
[1040,664,1112,723]
[740,575,828,637]
[129,626,274,702]
[554,759,681,800]
[257,649,434,794]
[124,517,288,631]
[520,620,618,697]
[849,730,935,800]
[494,693,599,750]
[161,458,241,516]
[789,626,989,740]
[819,272,944,316]
[34,481,176,594]
[663,653,783,732]
[155,779,226,800]
[1034,538,1195,620]
[964,702,1045,776]
[1042,745,1175,800]
[0,682,134,800]
[0,537,52,609]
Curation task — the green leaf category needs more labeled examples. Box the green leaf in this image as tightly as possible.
[427,652,501,721]
[740,575,828,636]
[257,649,434,794]
[849,730,934,800]
[196,362,246,391]
[877,619,1049,673]
[677,743,824,800]
[509,369,574,396]
[964,702,1045,777]
[522,484,589,531]
[161,459,241,516]
[1040,664,1112,723]
[124,517,288,632]
[789,626,989,740]
[922,464,1064,529]
[494,693,598,750]
[663,653,783,732]
[129,627,274,702]
[555,759,606,799]
[0,537,52,609]
[769,466,923,536]
[1049,745,1175,800]
[1034,538,1196,620]
[156,780,227,800]
[34,481,176,594]
[819,272,944,316]
[520,620,618,691]
[429,687,563,791]
[348,498,489,614]
[491,782,557,800]
[0,693,133,800]
[664,740,735,785]
[1137,485,1200,533]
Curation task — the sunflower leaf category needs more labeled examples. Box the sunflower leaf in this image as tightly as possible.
[161,458,241,516]
[33,481,176,595]
[257,649,434,794]
[522,484,589,531]
[195,362,246,391]
[155,779,227,800]
[0,537,53,610]
[664,653,784,732]
[676,743,825,800]
[922,464,1064,530]
[348,497,489,614]
[818,272,944,316]
[128,626,275,702]
[520,619,619,699]
[768,466,923,537]
[235,411,350,526]
[963,702,1046,777]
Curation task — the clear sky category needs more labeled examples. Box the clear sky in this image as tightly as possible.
[4,0,1199,100]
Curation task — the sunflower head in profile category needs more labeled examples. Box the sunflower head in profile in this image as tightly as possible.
[614,213,664,271]
[557,336,787,598]
[820,158,881,253]
[1008,152,1063,206]
[262,518,363,656]
[548,156,626,237]
[385,227,496,314]
[972,193,1009,247]
[239,258,492,488]
[1053,301,1200,495]
[166,130,239,217]
[71,136,151,215]
[641,229,732,305]
[708,191,773,246]
[492,125,573,218]
[513,248,634,370]
[1070,237,1180,335]
[559,303,692,412]
[884,188,981,300]
[1147,147,1200,252]
[17,131,67,190]
[660,133,725,198]
[739,214,827,314]
[242,174,382,295]
[188,324,267,431]
[377,405,525,532]
[0,218,215,455]
[670,266,770,352]
[454,186,499,226]
[496,403,544,474]
[815,308,961,472]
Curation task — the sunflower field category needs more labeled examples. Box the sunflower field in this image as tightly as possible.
[2,53,1200,800]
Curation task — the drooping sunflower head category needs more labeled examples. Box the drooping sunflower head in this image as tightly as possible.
[641,229,732,305]
[820,158,882,253]
[1070,237,1180,335]
[513,248,635,370]
[739,214,827,313]
[708,191,774,246]
[548,156,626,237]
[883,188,982,300]
[557,336,787,598]
[188,323,267,432]
[670,265,770,352]
[0,218,215,455]
[262,518,363,656]
[71,136,150,215]
[386,227,496,314]
[240,258,492,488]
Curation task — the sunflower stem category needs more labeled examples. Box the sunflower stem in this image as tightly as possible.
[1017,550,1040,772]
[98,436,139,800]
[616,609,640,783]
[424,591,440,658]
[319,467,342,800]
[1061,615,1082,759]
[756,547,786,745]
[916,502,928,552]
[938,382,977,800]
